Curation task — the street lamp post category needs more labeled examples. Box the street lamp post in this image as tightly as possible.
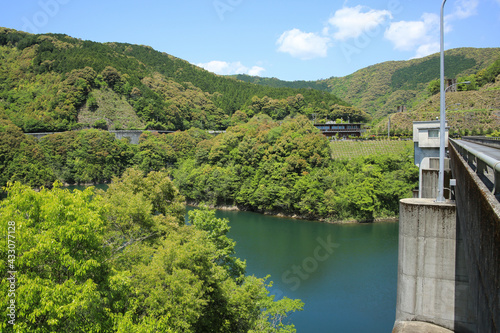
[437,0,448,203]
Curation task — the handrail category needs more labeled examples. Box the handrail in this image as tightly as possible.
[463,136,500,142]
[450,138,500,194]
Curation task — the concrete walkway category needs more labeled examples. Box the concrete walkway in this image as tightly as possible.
[393,321,454,333]
[455,139,500,160]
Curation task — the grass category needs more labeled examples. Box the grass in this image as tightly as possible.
[331,139,413,159]
[77,88,145,130]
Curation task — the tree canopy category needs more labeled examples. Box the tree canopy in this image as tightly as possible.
[0,170,303,332]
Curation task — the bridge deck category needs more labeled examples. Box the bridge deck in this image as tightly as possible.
[452,139,500,201]
[454,139,500,160]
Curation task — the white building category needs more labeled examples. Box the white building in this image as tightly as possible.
[413,120,449,167]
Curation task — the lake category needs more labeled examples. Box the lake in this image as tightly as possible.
[68,185,398,332]
[191,208,399,333]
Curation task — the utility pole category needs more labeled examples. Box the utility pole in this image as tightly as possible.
[388,114,391,139]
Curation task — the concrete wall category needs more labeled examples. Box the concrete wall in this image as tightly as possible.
[395,198,469,331]
[108,130,144,145]
[419,157,451,199]
[414,144,441,168]
[449,144,500,332]
[396,143,500,332]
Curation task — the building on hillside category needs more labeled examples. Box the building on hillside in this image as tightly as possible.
[396,105,407,112]
[446,78,458,92]
[314,122,364,139]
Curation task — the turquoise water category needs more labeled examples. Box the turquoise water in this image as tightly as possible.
[66,185,398,332]
[197,208,399,333]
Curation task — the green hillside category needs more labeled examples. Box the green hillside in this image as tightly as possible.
[373,86,500,136]
[331,140,413,160]
[231,74,331,91]
[230,48,500,123]
[0,27,350,132]
[1,27,497,135]
[325,48,500,120]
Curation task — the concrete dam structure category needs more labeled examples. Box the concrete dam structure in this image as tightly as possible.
[394,137,500,333]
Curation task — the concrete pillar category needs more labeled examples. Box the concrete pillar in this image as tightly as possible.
[395,198,458,330]
[419,157,451,199]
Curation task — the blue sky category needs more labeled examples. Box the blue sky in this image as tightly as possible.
[1,0,499,81]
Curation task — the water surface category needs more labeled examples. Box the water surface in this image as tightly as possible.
[65,186,398,332]
[199,208,399,333]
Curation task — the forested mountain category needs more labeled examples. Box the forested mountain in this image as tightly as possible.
[231,75,331,91]
[232,48,500,121]
[0,27,354,133]
[325,48,500,120]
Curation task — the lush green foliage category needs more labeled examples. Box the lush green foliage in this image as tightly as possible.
[173,115,418,221]
[391,55,477,91]
[0,171,303,332]
[474,55,500,87]
[231,75,331,91]
[487,130,500,137]
[0,116,55,187]
[0,111,418,222]
[134,128,211,173]
[0,111,419,221]
[323,47,500,119]
[0,27,349,132]
[426,55,500,95]
[0,183,112,332]
[38,129,136,184]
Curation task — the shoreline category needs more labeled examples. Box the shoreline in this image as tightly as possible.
[186,202,399,224]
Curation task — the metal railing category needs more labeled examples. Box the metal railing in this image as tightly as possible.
[450,138,500,195]
[463,136,500,141]
[462,136,500,149]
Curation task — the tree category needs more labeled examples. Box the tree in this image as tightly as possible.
[0,183,113,332]
[99,168,186,258]
[87,94,98,111]
[93,119,108,129]
[427,79,440,96]
[188,207,245,278]
[1,171,303,332]
[99,169,302,332]
[230,110,249,126]
[101,66,122,88]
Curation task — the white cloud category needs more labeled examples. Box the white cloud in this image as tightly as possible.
[446,0,478,21]
[384,13,439,51]
[413,43,441,59]
[276,28,330,60]
[197,61,266,76]
[328,6,392,41]
[248,66,266,76]
[384,0,478,58]
[443,0,479,32]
